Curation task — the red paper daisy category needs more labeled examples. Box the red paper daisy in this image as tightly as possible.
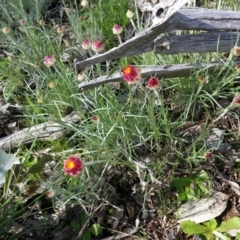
[121,65,141,85]
[63,155,84,176]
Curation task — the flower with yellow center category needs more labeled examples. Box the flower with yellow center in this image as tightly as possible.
[121,65,141,85]
[63,155,84,176]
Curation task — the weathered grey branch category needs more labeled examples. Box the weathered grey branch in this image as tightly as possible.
[76,7,240,71]
[78,59,240,90]
[0,112,81,151]
[155,32,240,54]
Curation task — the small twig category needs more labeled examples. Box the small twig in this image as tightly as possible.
[133,160,169,187]
[100,227,139,240]
[76,202,103,240]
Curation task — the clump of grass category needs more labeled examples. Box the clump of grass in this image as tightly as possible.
[1,0,240,238]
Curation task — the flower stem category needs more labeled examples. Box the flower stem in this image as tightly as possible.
[130,18,137,31]
[117,35,122,44]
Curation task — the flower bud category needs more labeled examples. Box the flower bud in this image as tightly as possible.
[112,24,123,35]
[91,40,104,53]
[146,77,160,90]
[43,55,56,67]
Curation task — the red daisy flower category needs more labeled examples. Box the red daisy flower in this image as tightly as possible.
[121,65,141,85]
[63,155,84,176]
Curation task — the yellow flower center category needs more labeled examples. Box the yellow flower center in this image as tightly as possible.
[66,160,75,169]
[124,66,131,74]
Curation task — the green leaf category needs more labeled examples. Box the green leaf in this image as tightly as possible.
[82,230,91,240]
[178,192,187,201]
[201,233,215,240]
[79,212,88,224]
[0,148,20,185]
[186,193,196,200]
[213,230,231,240]
[71,220,81,231]
[197,170,209,180]
[28,155,53,174]
[89,223,102,236]
[180,221,209,234]
[216,217,240,232]
[203,219,217,230]
[172,177,191,189]
[198,183,210,195]
[237,232,240,240]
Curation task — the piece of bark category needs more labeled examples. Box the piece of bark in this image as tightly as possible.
[155,31,240,54]
[0,112,81,151]
[76,7,240,71]
[78,59,240,90]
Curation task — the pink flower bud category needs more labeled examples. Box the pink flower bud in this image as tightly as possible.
[77,71,85,81]
[20,19,26,26]
[46,190,55,198]
[112,24,123,35]
[146,77,160,90]
[91,40,104,53]
[234,95,240,106]
[232,46,240,56]
[43,55,56,67]
[204,152,213,159]
[81,39,91,50]
[235,64,240,72]
[92,115,100,123]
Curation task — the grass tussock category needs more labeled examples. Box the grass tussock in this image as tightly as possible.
[1,0,240,239]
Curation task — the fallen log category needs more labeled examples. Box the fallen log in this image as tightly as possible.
[78,59,240,90]
[155,32,240,54]
[76,7,240,71]
[0,112,81,151]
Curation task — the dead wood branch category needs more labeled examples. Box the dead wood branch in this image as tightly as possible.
[155,32,240,54]
[78,59,240,90]
[0,112,81,151]
[76,7,240,71]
